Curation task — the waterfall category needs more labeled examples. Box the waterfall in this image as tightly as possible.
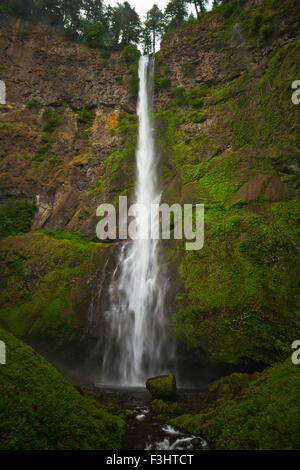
[101,56,172,386]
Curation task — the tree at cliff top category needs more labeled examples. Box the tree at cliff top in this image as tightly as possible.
[0,0,32,18]
[186,0,209,18]
[81,19,107,48]
[0,0,142,48]
[144,4,165,54]
[82,0,105,22]
[164,0,188,31]
[212,0,221,8]
[103,2,141,47]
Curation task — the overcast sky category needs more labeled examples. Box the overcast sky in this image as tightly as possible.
[106,1,213,20]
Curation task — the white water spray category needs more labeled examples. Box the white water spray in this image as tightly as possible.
[101,56,172,385]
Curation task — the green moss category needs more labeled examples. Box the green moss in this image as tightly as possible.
[170,360,300,450]
[74,108,95,123]
[38,228,93,245]
[184,110,206,123]
[41,109,62,133]
[218,0,245,20]
[151,399,178,417]
[128,76,139,98]
[32,108,63,163]
[102,113,137,193]
[146,375,177,400]
[122,44,140,65]
[155,75,171,89]
[232,39,300,148]
[171,87,203,109]
[88,180,104,194]
[152,0,300,381]
[0,199,37,239]
[110,113,137,135]
[0,234,93,339]
[271,199,300,245]
[31,134,51,162]
[170,208,300,366]
[183,152,245,202]
[0,328,125,450]
[26,98,42,114]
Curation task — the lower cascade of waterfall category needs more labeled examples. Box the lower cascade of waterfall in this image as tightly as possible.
[100,55,175,386]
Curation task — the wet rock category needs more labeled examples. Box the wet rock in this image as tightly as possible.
[125,409,135,419]
[146,374,177,401]
[228,173,285,204]
[191,437,202,449]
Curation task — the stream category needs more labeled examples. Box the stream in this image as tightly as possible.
[93,387,209,451]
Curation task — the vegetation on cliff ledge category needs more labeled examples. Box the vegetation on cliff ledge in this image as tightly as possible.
[0,233,107,346]
[0,199,37,239]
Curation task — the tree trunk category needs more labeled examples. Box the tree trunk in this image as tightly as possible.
[193,0,200,19]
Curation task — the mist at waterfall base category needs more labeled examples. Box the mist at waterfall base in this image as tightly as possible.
[97,56,175,387]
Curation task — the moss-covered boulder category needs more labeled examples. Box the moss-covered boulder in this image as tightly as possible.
[170,360,300,450]
[146,374,177,400]
[0,328,125,450]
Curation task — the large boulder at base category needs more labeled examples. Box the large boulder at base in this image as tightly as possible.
[146,374,177,400]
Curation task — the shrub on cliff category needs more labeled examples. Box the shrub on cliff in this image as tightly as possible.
[81,20,106,48]
[122,44,140,65]
[0,199,36,239]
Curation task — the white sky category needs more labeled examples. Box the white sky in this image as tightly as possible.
[105,1,213,20]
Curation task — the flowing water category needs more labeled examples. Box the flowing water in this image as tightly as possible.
[92,387,209,450]
[101,55,174,386]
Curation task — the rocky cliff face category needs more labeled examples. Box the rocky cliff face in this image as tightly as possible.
[0,0,300,385]
[0,15,135,238]
[0,15,137,380]
[154,0,300,372]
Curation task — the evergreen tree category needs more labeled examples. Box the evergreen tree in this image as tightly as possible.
[60,0,83,39]
[144,4,164,54]
[0,0,142,50]
[120,1,141,46]
[32,0,62,25]
[141,26,152,55]
[6,0,33,18]
[82,0,105,23]
[164,0,188,31]
[212,0,221,9]
[81,20,106,48]
[187,0,209,19]
[109,2,141,47]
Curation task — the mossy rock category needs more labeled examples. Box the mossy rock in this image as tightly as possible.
[151,399,178,416]
[208,372,256,397]
[146,374,177,400]
[0,328,125,450]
